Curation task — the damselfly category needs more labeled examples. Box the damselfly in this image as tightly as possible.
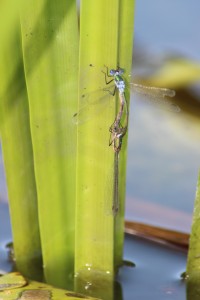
[109,120,128,215]
[73,66,180,216]
[112,150,120,215]
[73,66,180,125]
[108,92,129,153]
[109,104,129,215]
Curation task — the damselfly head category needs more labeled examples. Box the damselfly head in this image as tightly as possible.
[110,68,125,76]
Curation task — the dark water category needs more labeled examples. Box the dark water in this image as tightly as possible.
[0,203,186,299]
[0,203,12,273]
[120,235,186,299]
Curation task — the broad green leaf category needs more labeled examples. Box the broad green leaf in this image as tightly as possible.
[75,1,134,298]
[20,0,79,289]
[0,21,42,280]
[114,0,135,269]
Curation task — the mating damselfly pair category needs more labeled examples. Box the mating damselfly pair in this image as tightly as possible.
[73,66,180,140]
[73,66,180,216]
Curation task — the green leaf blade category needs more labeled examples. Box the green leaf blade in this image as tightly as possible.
[20,0,79,289]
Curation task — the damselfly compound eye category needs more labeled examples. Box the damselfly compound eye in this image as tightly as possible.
[109,69,116,76]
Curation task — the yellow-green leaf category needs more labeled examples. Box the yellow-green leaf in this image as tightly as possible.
[0,273,101,300]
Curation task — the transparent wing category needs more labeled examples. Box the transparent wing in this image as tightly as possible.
[73,82,180,125]
[130,83,180,112]
[72,88,114,125]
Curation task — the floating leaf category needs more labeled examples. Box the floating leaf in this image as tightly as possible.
[0,272,27,291]
[0,272,100,300]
